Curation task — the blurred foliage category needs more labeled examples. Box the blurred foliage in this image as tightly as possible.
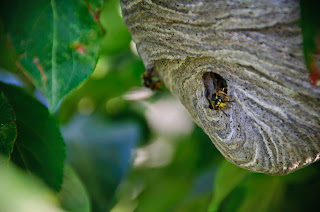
[300,0,320,86]
[58,164,91,212]
[62,114,141,211]
[209,161,250,212]
[0,23,17,72]
[113,126,222,212]
[0,0,320,212]
[0,156,65,212]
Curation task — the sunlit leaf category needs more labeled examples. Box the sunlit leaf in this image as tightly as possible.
[0,0,104,110]
[100,0,132,54]
[0,82,65,191]
[0,92,16,158]
[0,157,65,212]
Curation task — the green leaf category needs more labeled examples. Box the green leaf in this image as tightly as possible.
[0,23,18,72]
[209,161,250,212]
[100,0,132,54]
[58,165,91,212]
[237,176,283,212]
[0,82,66,191]
[0,92,17,157]
[0,0,104,110]
[0,156,65,212]
[173,171,215,212]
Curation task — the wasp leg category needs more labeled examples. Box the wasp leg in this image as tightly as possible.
[220,109,228,116]
[222,96,231,103]
[222,95,235,105]
[218,91,229,98]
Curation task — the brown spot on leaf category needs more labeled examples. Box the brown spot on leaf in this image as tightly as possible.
[15,60,35,84]
[33,57,47,84]
[72,43,86,54]
[85,1,105,34]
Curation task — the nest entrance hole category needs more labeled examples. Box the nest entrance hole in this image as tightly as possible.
[202,72,228,109]
[202,72,228,95]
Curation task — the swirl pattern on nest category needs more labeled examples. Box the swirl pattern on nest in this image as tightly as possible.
[121,0,320,175]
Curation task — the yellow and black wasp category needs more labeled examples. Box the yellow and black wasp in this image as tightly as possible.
[203,72,233,115]
[210,87,233,116]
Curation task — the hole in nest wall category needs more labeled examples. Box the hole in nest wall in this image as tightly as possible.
[202,72,228,110]
[202,72,228,96]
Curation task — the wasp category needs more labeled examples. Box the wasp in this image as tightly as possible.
[203,72,233,115]
[142,67,163,90]
[210,88,233,116]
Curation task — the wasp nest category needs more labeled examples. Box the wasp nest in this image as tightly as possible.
[121,0,320,175]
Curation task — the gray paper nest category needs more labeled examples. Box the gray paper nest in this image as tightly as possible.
[121,0,320,175]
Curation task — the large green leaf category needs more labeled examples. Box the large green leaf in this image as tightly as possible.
[0,82,65,191]
[0,0,104,110]
[0,92,17,158]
